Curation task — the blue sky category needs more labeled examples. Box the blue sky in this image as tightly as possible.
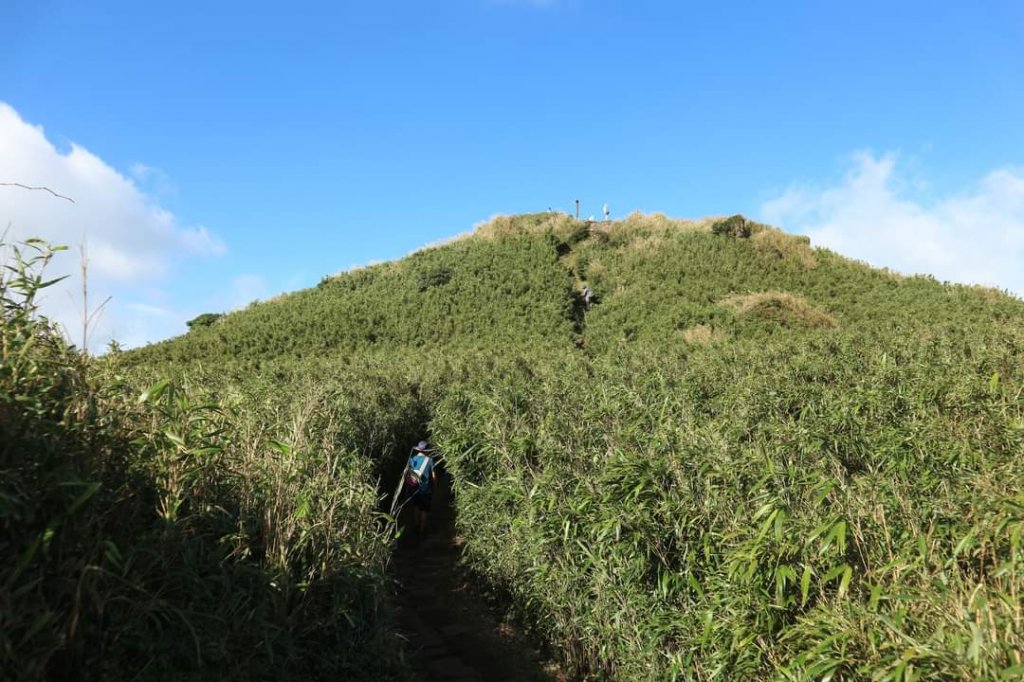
[2,0,1022,349]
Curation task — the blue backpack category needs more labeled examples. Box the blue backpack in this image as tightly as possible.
[404,455,431,490]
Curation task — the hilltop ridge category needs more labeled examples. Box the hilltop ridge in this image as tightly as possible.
[126,211,1020,371]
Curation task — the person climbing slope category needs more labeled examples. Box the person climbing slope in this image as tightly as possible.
[404,440,437,534]
[582,285,594,310]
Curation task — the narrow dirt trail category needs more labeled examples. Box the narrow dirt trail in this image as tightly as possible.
[390,467,564,682]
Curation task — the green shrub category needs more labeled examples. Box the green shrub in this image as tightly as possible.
[417,265,453,291]
[712,214,753,238]
[186,312,223,329]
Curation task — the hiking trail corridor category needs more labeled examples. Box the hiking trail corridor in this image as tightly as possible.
[391,467,564,682]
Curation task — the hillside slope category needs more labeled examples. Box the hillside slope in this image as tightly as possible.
[127,219,580,369]
[129,211,1022,369]
[117,212,1024,680]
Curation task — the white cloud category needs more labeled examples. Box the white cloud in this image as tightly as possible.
[0,102,225,351]
[130,162,177,196]
[760,152,1024,298]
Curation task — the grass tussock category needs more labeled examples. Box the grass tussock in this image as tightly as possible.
[592,211,715,248]
[751,227,817,268]
[957,282,1019,302]
[710,214,777,239]
[625,231,667,252]
[721,290,838,328]
[473,212,581,242]
[680,323,723,344]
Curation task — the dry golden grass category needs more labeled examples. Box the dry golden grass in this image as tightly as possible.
[474,213,580,241]
[877,266,907,281]
[472,214,519,240]
[957,283,1016,302]
[626,232,667,252]
[687,216,724,232]
[680,324,723,344]
[618,211,676,233]
[475,212,730,254]
[720,291,838,328]
[751,228,817,268]
[592,211,719,249]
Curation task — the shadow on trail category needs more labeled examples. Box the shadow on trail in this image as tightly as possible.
[390,467,562,682]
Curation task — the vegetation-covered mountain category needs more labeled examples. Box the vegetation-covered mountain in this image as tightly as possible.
[5,212,1023,680]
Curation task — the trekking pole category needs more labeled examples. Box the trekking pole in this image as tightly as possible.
[389,464,408,517]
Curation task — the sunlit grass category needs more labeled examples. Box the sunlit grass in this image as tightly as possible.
[7,209,1023,680]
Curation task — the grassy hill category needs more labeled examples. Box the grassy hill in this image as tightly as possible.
[127,216,581,369]
[129,211,1022,367]
[5,213,1023,680]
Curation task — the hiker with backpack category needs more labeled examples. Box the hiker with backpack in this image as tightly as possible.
[403,440,437,534]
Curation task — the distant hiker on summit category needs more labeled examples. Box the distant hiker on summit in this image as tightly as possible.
[404,441,437,534]
[582,286,594,310]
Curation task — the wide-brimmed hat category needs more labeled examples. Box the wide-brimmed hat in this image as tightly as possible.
[413,440,429,452]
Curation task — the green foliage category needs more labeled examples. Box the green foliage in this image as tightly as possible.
[186,312,223,329]
[127,229,577,370]
[712,214,755,238]
[8,210,1024,680]
[417,265,453,291]
[1,238,414,680]
[433,335,1024,679]
[130,213,1024,679]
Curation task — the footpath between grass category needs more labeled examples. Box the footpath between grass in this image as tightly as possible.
[390,467,563,681]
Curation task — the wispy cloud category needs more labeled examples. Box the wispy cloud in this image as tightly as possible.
[760,152,1024,298]
[0,102,226,350]
[130,163,177,196]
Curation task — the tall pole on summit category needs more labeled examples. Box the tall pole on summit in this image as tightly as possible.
[575,199,580,220]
